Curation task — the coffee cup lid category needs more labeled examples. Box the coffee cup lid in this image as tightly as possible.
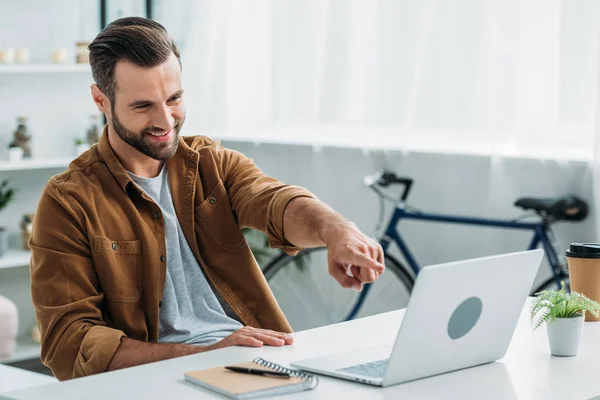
[566,243,600,258]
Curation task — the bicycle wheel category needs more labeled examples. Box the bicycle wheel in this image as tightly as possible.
[263,248,414,331]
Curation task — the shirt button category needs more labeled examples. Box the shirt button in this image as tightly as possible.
[153,211,161,220]
[112,243,118,251]
[209,196,217,204]
[160,255,167,263]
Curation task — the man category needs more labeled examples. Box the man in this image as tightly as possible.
[30,17,384,381]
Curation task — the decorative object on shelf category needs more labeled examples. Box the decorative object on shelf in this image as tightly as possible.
[51,48,68,64]
[15,48,30,64]
[0,48,15,64]
[74,137,89,155]
[0,295,18,360]
[7,145,24,162]
[0,180,15,257]
[75,42,90,64]
[531,282,600,357]
[31,324,41,344]
[20,214,33,251]
[9,116,32,158]
[86,114,101,145]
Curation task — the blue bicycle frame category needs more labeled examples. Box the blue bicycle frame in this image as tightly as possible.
[347,203,562,320]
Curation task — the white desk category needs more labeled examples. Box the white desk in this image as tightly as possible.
[3,301,600,400]
[0,365,56,395]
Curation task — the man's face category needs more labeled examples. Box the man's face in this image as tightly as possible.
[108,53,185,161]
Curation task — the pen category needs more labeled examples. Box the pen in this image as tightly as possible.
[225,366,291,379]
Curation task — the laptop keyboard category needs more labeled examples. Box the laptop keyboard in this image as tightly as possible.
[337,359,389,379]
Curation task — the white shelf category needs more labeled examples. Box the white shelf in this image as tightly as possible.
[212,127,594,163]
[0,157,73,171]
[0,250,31,270]
[0,336,41,364]
[0,64,91,74]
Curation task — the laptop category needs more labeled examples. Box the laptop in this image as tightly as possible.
[291,249,543,387]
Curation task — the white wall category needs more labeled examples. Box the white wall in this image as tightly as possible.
[220,140,595,289]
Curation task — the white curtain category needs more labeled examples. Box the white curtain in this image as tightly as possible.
[157,0,599,157]
[156,1,600,232]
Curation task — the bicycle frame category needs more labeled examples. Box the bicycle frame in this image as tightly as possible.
[347,203,563,320]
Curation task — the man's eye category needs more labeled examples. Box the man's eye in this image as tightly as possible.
[135,104,150,109]
[168,96,181,102]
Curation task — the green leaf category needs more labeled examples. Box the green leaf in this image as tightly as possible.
[531,281,600,328]
[533,309,551,331]
[0,180,15,211]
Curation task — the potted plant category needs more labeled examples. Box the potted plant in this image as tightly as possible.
[8,116,31,160]
[0,180,15,257]
[531,282,600,356]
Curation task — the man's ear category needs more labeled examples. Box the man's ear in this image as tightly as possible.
[91,84,110,114]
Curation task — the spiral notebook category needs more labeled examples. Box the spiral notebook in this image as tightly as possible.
[184,358,319,399]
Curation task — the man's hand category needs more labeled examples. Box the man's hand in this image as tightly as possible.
[282,197,385,291]
[208,326,294,350]
[323,222,385,291]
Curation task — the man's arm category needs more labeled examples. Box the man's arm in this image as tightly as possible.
[107,327,295,371]
[214,144,316,255]
[282,197,385,291]
[106,338,201,371]
[212,142,384,290]
[30,182,126,380]
[281,196,351,248]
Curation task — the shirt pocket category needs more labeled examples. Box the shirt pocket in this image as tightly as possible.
[92,236,142,303]
[195,181,246,252]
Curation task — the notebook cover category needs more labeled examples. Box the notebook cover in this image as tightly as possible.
[184,362,307,399]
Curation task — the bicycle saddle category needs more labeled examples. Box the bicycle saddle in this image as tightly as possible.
[514,196,588,221]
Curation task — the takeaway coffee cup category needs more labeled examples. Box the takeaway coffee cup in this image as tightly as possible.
[566,243,600,321]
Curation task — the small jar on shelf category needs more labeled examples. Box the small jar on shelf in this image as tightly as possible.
[51,48,68,64]
[0,48,15,64]
[75,42,90,64]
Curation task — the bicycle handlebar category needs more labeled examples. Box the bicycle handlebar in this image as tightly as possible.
[363,170,414,201]
[362,171,385,187]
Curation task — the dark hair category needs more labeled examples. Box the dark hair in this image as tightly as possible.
[88,17,181,104]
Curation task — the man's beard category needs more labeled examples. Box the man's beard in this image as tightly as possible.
[112,108,184,161]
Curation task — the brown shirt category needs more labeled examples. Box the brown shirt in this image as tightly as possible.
[29,130,315,381]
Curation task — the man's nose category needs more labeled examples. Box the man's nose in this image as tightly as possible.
[151,105,175,131]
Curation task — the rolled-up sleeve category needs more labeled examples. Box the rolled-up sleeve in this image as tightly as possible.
[30,182,125,381]
[214,144,316,256]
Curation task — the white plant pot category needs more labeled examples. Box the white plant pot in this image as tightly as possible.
[546,314,584,357]
[8,147,24,162]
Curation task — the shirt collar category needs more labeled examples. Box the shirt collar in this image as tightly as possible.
[97,125,198,193]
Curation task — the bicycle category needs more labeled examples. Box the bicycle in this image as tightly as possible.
[262,171,589,331]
